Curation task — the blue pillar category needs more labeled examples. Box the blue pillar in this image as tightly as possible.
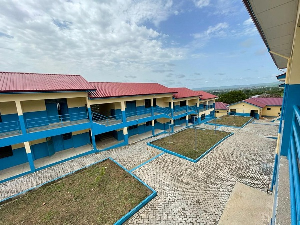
[26,152,35,172]
[87,107,93,122]
[122,110,126,123]
[124,134,128,144]
[280,84,300,156]
[18,115,27,135]
[91,133,97,151]
[152,124,155,136]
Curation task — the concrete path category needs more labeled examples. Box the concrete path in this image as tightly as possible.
[218,182,273,225]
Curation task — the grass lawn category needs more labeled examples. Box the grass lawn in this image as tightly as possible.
[0,159,152,225]
[151,129,231,160]
[210,115,252,127]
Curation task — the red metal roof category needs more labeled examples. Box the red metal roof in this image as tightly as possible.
[243,98,283,108]
[0,72,95,92]
[89,82,175,98]
[195,91,217,100]
[215,102,228,110]
[169,87,201,99]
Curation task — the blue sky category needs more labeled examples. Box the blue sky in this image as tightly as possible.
[0,0,281,89]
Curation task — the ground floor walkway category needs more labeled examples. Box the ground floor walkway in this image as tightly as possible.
[0,121,278,224]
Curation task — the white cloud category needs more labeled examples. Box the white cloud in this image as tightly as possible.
[193,0,210,8]
[243,18,253,26]
[193,22,229,39]
[0,0,186,82]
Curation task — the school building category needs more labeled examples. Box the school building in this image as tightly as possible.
[228,98,283,119]
[0,73,216,182]
[215,102,228,117]
[243,0,300,223]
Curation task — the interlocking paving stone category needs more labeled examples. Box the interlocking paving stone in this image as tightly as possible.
[0,122,277,225]
[126,123,277,224]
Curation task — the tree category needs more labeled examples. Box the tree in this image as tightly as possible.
[216,90,247,104]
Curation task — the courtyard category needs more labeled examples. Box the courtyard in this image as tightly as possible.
[0,120,277,224]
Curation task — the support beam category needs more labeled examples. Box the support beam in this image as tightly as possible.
[24,141,35,172]
[15,100,27,135]
[123,127,128,144]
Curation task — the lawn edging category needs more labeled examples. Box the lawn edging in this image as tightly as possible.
[205,117,254,128]
[0,157,157,225]
[147,132,234,163]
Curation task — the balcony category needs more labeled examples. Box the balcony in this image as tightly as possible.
[25,112,89,133]
[173,106,187,117]
[92,112,122,126]
[187,105,198,114]
[288,105,300,224]
[126,108,152,122]
[153,106,171,118]
[0,120,22,139]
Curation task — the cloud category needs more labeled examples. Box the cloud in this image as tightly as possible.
[194,72,201,75]
[0,31,13,38]
[240,38,254,48]
[193,22,229,39]
[124,75,137,79]
[152,69,173,73]
[243,18,253,26]
[0,0,185,81]
[255,48,267,56]
[193,0,210,8]
[215,73,225,76]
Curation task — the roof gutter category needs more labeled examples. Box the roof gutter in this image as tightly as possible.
[242,0,279,68]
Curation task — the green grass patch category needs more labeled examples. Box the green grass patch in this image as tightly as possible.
[151,129,231,160]
[210,115,251,127]
[0,159,152,225]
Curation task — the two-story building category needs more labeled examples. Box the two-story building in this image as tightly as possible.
[0,72,95,182]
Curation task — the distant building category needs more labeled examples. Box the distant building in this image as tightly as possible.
[228,98,283,119]
[215,102,228,117]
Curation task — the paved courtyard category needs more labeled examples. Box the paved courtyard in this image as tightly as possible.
[0,121,278,224]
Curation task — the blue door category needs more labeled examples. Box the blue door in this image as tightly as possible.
[52,135,64,152]
[63,133,74,150]
[58,100,69,121]
[126,101,136,116]
[45,100,59,124]
[47,137,55,156]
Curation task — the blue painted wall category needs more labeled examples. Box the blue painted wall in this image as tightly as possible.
[68,107,87,121]
[0,147,28,170]
[23,111,49,128]
[0,113,20,133]
[73,132,90,148]
[32,142,49,160]
[114,130,124,141]
[126,101,136,116]
[111,109,122,120]
[280,84,300,156]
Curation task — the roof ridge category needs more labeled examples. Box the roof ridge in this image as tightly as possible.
[0,71,81,76]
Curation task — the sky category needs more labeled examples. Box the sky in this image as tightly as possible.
[0,0,282,89]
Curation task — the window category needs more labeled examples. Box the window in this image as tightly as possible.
[63,132,72,140]
[180,101,186,107]
[153,98,157,107]
[146,121,152,126]
[267,108,271,110]
[0,112,2,122]
[0,146,13,159]
[215,111,219,113]
[128,125,138,130]
[280,107,282,111]
[145,99,151,108]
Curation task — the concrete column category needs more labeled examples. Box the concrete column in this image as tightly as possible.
[171,100,174,119]
[186,115,189,126]
[24,141,35,172]
[15,100,27,134]
[170,119,174,133]
[90,130,97,151]
[152,120,155,136]
[186,100,188,114]
[123,127,128,144]
[206,100,209,110]
[121,101,127,123]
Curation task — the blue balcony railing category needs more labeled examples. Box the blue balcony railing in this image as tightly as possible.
[92,112,122,126]
[126,108,152,122]
[188,105,198,114]
[173,106,186,116]
[154,106,171,117]
[0,120,22,138]
[288,105,300,225]
[25,112,89,132]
